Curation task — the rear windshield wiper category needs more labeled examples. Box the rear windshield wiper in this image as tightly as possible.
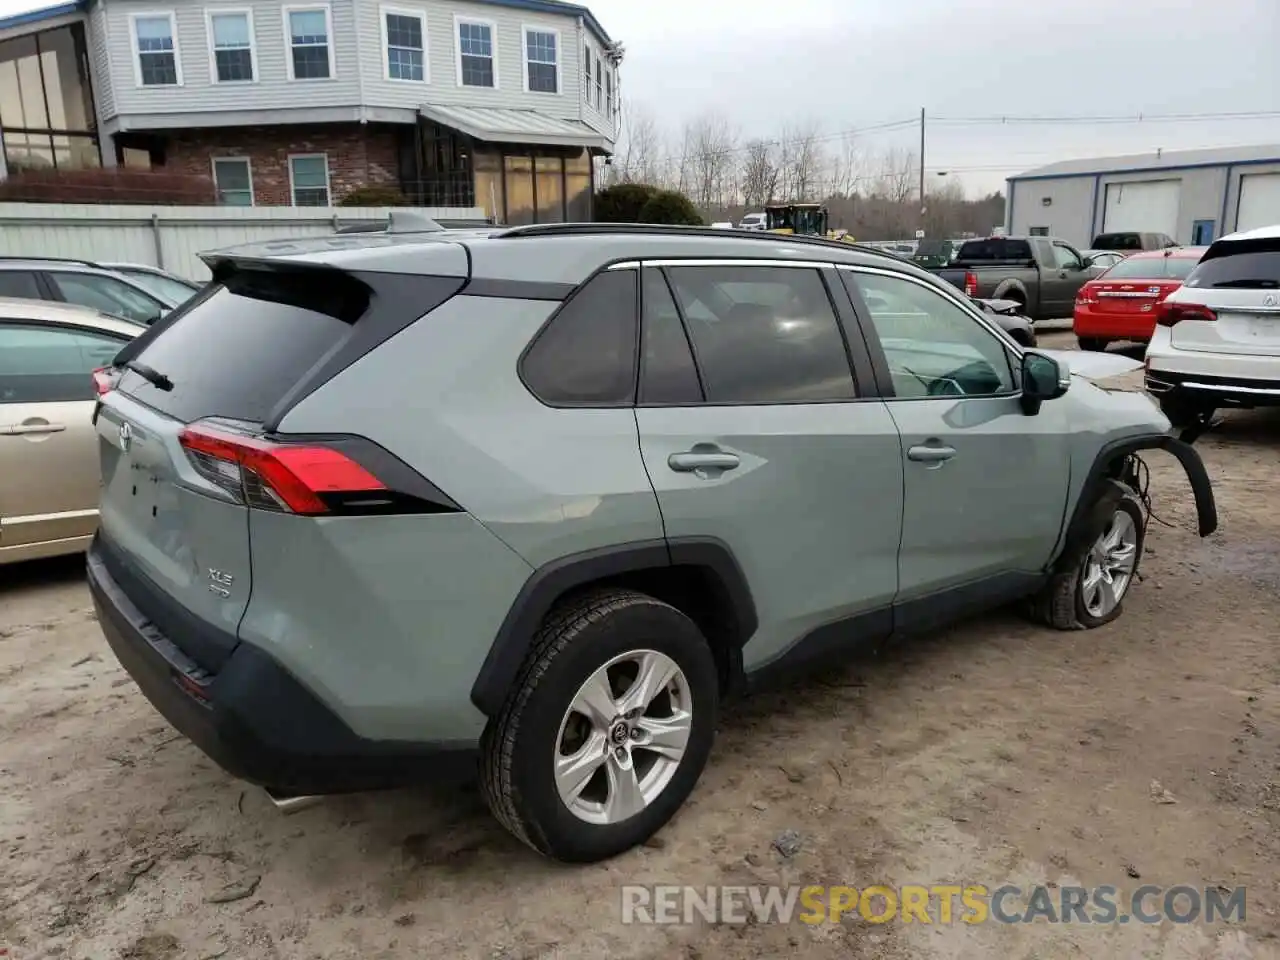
[124,360,174,392]
[1211,279,1280,289]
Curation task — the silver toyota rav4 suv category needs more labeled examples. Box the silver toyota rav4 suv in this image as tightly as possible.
[88,224,1216,863]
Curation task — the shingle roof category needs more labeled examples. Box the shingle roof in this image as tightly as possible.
[1010,143,1280,181]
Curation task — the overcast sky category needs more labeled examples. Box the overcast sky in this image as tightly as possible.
[586,0,1280,195]
[1,0,1276,195]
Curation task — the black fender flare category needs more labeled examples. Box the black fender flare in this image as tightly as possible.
[991,278,1029,304]
[1054,434,1217,571]
[469,537,758,717]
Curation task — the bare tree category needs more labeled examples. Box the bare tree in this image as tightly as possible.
[875,147,917,205]
[828,131,867,198]
[778,120,825,201]
[623,102,663,184]
[740,138,779,207]
[681,111,738,210]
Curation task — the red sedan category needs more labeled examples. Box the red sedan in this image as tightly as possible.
[1073,246,1206,351]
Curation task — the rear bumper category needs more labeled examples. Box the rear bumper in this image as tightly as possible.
[1145,328,1280,405]
[88,536,478,794]
[1073,305,1156,341]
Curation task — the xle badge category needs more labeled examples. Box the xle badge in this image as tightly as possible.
[208,569,234,598]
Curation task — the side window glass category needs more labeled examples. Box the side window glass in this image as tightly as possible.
[664,266,855,404]
[848,272,1015,399]
[0,324,126,403]
[1053,244,1083,270]
[0,270,42,299]
[48,273,164,325]
[640,268,702,404]
[522,269,638,406]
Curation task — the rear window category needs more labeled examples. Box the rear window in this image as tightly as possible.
[116,267,369,423]
[1185,241,1280,290]
[1100,255,1199,280]
[955,239,1032,262]
[1091,233,1143,251]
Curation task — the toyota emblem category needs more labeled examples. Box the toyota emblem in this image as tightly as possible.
[118,420,133,452]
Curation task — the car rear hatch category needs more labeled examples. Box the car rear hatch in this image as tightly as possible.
[94,256,465,674]
[1169,238,1280,355]
[1085,278,1183,315]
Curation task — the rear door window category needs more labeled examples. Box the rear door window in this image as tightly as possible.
[117,268,372,422]
[639,268,702,405]
[0,323,128,403]
[47,272,164,325]
[0,270,42,299]
[663,265,856,404]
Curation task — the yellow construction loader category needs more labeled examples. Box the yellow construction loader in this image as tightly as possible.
[764,203,855,242]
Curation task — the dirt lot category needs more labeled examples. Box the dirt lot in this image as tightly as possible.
[3,333,1279,960]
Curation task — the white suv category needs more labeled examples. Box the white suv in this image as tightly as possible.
[1144,225,1280,426]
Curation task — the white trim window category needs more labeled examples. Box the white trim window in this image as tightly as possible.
[381,5,426,82]
[582,43,590,100]
[522,26,559,94]
[206,8,256,83]
[606,68,614,116]
[455,16,496,88]
[289,154,330,206]
[211,156,253,206]
[284,4,334,80]
[130,12,181,86]
[593,58,602,109]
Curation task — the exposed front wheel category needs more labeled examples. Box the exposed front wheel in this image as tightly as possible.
[480,589,718,863]
[1026,489,1145,630]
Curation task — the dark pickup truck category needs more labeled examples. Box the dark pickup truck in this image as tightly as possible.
[930,235,1107,321]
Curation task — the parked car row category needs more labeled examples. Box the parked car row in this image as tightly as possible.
[0,259,202,563]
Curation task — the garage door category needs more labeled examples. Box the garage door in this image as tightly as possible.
[1102,180,1181,237]
[1236,172,1280,232]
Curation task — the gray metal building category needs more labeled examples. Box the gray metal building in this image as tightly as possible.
[1006,144,1280,249]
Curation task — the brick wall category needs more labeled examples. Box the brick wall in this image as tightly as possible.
[161,122,403,205]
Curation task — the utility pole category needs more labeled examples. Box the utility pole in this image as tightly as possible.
[919,107,926,238]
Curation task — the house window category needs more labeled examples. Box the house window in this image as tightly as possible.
[456,18,494,87]
[382,7,425,82]
[212,157,253,205]
[593,59,602,109]
[606,70,613,115]
[208,10,255,82]
[523,28,558,93]
[285,5,333,80]
[289,154,329,206]
[582,44,590,97]
[132,13,180,86]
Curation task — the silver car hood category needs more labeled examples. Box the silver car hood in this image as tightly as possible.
[1036,349,1143,383]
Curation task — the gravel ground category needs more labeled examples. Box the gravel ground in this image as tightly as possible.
[2,332,1278,960]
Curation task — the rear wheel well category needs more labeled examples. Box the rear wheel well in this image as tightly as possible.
[561,565,746,698]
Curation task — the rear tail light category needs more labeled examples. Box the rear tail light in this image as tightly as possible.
[963,271,978,297]
[1156,302,1217,327]
[92,366,120,396]
[1076,288,1096,306]
[178,422,387,515]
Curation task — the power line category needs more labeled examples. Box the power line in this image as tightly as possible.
[933,109,1280,125]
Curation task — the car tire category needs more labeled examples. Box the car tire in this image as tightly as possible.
[1077,337,1107,352]
[1027,485,1145,631]
[480,588,718,863]
[1158,391,1215,429]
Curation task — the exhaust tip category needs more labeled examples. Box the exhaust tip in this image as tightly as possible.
[264,789,322,815]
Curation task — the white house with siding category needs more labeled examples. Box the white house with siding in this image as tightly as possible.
[0,0,620,221]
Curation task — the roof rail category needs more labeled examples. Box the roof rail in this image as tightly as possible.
[494,222,909,262]
[0,255,101,267]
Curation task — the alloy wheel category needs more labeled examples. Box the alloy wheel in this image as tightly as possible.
[1081,508,1140,618]
[553,649,692,825]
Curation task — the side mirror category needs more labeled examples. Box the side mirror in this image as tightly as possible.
[1081,256,1095,269]
[1020,351,1069,415]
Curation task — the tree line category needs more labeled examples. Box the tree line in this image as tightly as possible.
[601,104,1007,241]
